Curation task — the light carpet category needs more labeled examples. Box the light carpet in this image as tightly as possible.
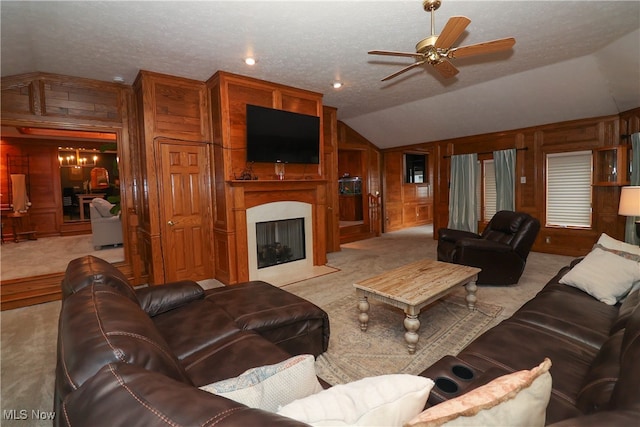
[1,234,124,281]
[314,295,502,385]
[0,225,575,427]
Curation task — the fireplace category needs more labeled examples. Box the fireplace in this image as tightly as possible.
[256,218,306,269]
[246,201,314,282]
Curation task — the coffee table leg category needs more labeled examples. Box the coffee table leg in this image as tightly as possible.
[404,314,420,354]
[358,296,370,331]
[465,280,477,310]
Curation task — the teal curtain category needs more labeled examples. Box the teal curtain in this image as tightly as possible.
[625,133,640,244]
[449,154,479,232]
[494,149,516,212]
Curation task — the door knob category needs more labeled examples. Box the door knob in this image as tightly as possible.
[168,220,176,226]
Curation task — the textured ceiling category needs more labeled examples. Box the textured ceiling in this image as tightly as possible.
[2,1,639,148]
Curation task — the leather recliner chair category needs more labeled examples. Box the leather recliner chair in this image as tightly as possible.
[437,210,541,286]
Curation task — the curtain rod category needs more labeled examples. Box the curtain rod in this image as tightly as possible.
[443,147,528,159]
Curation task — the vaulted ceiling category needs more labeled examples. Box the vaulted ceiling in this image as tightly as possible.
[2,1,639,148]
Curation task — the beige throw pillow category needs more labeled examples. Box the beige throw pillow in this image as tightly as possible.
[559,247,640,305]
[199,354,323,412]
[406,358,552,427]
[597,233,640,256]
[277,374,434,426]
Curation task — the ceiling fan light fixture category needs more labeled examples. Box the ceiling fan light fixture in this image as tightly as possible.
[368,0,515,81]
[416,35,438,54]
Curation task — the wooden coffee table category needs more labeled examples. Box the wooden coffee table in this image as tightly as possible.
[353,259,481,354]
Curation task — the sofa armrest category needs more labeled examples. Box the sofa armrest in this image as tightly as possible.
[60,363,309,427]
[136,281,204,316]
[438,228,481,243]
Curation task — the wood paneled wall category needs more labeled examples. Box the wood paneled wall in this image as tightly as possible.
[386,110,640,257]
[1,138,63,237]
[382,146,434,232]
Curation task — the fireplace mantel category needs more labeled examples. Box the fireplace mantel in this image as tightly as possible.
[219,179,328,283]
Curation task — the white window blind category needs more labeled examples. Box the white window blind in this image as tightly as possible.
[483,159,496,222]
[546,151,592,228]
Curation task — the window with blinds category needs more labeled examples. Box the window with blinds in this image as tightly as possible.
[483,159,497,222]
[476,159,497,223]
[546,151,592,228]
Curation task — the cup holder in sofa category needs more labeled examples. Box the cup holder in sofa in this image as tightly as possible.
[452,364,474,381]
[434,377,459,394]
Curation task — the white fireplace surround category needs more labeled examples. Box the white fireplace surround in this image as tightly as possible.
[246,201,314,283]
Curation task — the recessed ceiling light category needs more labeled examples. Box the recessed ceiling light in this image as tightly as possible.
[112,76,125,83]
[332,82,343,89]
[245,57,256,66]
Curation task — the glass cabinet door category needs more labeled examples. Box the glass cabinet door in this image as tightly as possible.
[593,146,628,186]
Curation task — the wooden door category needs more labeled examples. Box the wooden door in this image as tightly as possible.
[159,142,213,281]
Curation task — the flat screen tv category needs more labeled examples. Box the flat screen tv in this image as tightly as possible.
[246,104,320,164]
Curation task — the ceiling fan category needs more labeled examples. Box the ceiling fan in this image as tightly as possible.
[368,0,515,81]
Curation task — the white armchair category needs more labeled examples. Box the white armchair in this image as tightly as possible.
[89,198,123,250]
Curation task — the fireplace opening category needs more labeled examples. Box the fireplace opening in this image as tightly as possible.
[256,218,306,269]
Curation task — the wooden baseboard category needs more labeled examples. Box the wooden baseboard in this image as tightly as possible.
[0,261,136,311]
[1,273,63,311]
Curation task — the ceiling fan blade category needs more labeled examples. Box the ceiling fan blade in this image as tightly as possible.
[433,59,459,79]
[369,50,423,59]
[381,61,426,82]
[434,16,471,50]
[448,37,515,59]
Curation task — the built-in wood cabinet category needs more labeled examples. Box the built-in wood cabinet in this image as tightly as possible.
[593,145,629,186]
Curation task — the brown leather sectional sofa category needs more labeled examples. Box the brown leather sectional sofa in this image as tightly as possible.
[55,254,640,426]
[418,259,640,426]
[54,255,329,427]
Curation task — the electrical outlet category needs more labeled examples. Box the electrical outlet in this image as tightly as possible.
[520,176,526,184]
[545,236,551,244]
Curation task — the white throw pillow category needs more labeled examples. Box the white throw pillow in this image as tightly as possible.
[276,374,434,426]
[199,354,323,412]
[559,247,640,305]
[597,233,640,256]
[406,359,552,427]
[92,197,115,217]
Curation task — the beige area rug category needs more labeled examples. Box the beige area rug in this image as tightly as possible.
[315,295,502,385]
[1,234,124,281]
